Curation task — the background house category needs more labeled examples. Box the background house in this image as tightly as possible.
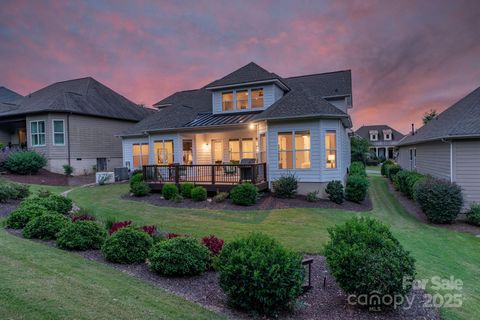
[0,77,153,175]
[355,125,404,160]
[120,62,353,196]
[397,86,480,206]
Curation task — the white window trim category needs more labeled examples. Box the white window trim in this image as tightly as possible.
[154,140,175,165]
[221,87,264,112]
[325,129,338,170]
[228,138,257,162]
[277,130,311,170]
[52,119,65,146]
[29,120,46,147]
[132,143,149,168]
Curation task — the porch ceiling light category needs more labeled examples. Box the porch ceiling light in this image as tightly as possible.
[249,123,256,130]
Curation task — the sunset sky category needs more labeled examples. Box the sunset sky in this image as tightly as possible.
[1,0,479,133]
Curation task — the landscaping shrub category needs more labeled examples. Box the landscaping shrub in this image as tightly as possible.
[63,164,74,176]
[201,235,224,256]
[325,180,344,204]
[57,221,107,250]
[324,217,416,307]
[4,150,47,174]
[6,203,50,229]
[149,237,210,276]
[387,164,402,181]
[129,172,144,187]
[345,175,369,203]
[414,178,463,224]
[191,186,207,201]
[102,226,153,264]
[23,214,70,240]
[213,192,229,203]
[108,220,133,235]
[38,195,73,215]
[216,233,304,315]
[230,183,257,206]
[72,213,96,222]
[0,183,18,202]
[162,183,178,200]
[171,193,184,203]
[381,160,395,176]
[10,183,30,199]
[142,225,157,236]
[467,203,480,226]
[349,161,366,177]
[180,182,195,198]
[37,189,53,198]
[272,173,298,198]
[405,172,426,199]
[394,171,426,198]
[130,180,150,197]
[306,190,319,202]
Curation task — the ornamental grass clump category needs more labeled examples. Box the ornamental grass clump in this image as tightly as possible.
[102,226,153,264]
[324,217,416,308]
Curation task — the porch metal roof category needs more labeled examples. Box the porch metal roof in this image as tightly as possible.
[183,111,261,128]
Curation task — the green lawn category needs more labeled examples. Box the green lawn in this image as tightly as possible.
[0,226,223,320]
[68,177,480,320]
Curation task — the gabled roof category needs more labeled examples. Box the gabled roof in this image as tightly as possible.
[399,86,480,146]
[0,86,23,103]
[355,125,404,142]
[205,62,289,90]
[0,77,154,121]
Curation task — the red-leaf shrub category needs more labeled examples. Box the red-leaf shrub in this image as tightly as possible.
[142,225,157,236]
[72,214,96,223]
[202,235,224,255]
[166,232,179,239]
[109,220,133,235]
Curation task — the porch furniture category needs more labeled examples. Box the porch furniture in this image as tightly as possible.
[240,158,256,181]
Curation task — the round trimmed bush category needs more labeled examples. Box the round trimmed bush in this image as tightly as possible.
[149,237,210,276]
[102,227,153,264]
[23,214,71,240]
[5,150,47,174]
[414,178,463,224]
[6,203,50,229]
[325,180,344,204]
[387,165,402,181]
[467,203,480,226]
[216,233,304,315]
[180,182,195,198]
[325,217,416,307]
[38,195,73,215]
[345,175,369,203]
[57,221,107,250]
[131,180,150,197]
[191,186,207,201]
[230,183,257,206]
[162,183,178,200]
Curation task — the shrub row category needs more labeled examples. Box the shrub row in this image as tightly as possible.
[0,182,30,203]
[345,161,368,203]
[393,170,425,199]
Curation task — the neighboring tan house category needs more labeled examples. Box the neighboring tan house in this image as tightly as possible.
[119,62,353,196]
[397,86,480,207]
[0,77,153,175]
[355,125,405,160]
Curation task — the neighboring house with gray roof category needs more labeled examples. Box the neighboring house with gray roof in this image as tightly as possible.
[355,125,405,160]
[397,86,480,206]
[0,86,23,104]
[0,77,153,175]
[119,62,353,196]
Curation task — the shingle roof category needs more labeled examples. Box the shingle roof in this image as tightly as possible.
[205,62,288,89]
[399,86,480,146]
[0,86,23,103]
[355,125,404,142]
[0,77,154,121]
[120,65,353,136]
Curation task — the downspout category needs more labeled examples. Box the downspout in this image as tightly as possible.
[67,113,71,167]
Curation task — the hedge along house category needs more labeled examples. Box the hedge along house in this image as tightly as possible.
[0,78,153,175]
[397,86,480,207]
[119,62,353,195]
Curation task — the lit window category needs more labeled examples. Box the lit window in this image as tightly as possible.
[251,89,264,108]
[133,143,149,168]
[278,132,293,169]
[53,120,65,145]
[325,131,337,169]
[295,131,311,169]
[229,139,240,162]
[182,140,193,165]
[222,92,234,111]
[30,120,46,146]
[241,138,255,159]
[236,90,248,110]
[154,140,174,165]
[259,133,266,162]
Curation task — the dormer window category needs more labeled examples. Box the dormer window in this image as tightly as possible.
[251,89,264,109]
[236,90,248,110]
[369,130,378,141]
[222,92,234,111]
[383,130,392,141]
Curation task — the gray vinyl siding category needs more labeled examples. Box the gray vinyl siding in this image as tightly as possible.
[273,84,284,101]
[326,97,349,113]
[453,139,480,206]
[0,128,10,145]
[398,141,451,180]
[212,84,277,114]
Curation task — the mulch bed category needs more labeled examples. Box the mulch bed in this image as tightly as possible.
[4,228,440,320]
[386,178,480,236]
[1,169,95,186]
[0,200,20,218]
[122,192,372,212]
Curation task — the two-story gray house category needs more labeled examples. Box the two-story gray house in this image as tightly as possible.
[355,125,405,160]
[119,62,353,196]
[0,78,153,175]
